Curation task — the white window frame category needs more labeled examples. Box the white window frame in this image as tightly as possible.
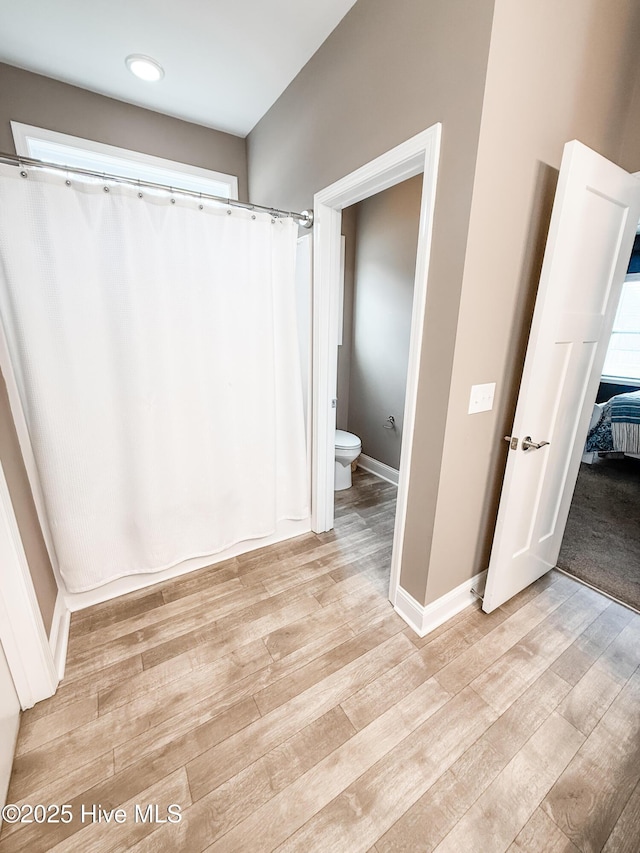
[11,122,238,199]
[601,271,640,386]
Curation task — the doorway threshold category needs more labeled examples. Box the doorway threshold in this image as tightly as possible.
[554,566,640,616]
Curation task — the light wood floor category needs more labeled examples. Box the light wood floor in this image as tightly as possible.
[2,469,640,852]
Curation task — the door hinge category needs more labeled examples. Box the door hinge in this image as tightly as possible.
[331,398,337,409]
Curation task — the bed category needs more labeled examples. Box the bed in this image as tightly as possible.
[583,390,640,462]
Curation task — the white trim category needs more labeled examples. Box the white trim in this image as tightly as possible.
[64,518,311,611]
[394,570,487,638]
[0,655,20,811]
[312,204,342,530]
[358,454,399,486]
[0,459,57,709]
[338,236,346,346]
[311,124,442,615]
[11,122,238,199]
[600,375,640,387]
[48,593,71,680]
[0,297,64,590]
[393,586,428,636]
[296,234,314,495]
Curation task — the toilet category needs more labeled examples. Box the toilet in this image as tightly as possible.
[334,429,362,491]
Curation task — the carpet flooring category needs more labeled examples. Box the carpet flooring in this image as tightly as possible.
[557,455,640,611]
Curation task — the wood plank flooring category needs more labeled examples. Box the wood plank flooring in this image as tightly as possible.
[1,469,639,852]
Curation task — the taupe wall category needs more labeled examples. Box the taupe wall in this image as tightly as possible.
[619,51,640,173]
[248,0,497,602]
[0,62,248,632]
[337,206,357,430]
[342,176,421,470]
[0,64,248,200]
[425,0,640,604]
[0,374,57,634]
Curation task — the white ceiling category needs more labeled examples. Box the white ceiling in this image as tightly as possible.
[0,0,358,137]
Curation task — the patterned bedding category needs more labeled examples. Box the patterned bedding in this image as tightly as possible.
[585,401,614,452]
[585,391,640,454]
[611,390,640,454]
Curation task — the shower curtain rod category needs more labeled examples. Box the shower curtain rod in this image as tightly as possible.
[0,151,314,228]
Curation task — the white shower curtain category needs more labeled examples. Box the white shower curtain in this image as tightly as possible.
[0,164,308,592]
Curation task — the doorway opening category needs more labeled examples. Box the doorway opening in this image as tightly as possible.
[311,125,441,608]
[482,141,640,614]
[558,252,640,612]
[332,175,423,596]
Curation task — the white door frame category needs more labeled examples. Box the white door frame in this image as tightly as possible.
[0,457,58,709]
[311,124,441,604]
[483,144,640,612]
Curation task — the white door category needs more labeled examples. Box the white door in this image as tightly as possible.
[483,140,640,613]
[0,639,20,809]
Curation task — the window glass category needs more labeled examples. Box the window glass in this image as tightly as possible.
[602,275,640,383]
[11,122,238,200]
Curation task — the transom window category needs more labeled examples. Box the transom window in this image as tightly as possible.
[11,122,238,200]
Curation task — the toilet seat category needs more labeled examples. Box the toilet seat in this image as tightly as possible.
[335,429,361,450]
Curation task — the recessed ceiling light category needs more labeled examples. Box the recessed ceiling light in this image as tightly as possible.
[125,54,164,82]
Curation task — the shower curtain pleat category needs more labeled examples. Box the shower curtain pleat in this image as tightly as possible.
[0,164,309,592]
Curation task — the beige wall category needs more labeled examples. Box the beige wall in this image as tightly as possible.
[337,206,357,430]
[0,63,248,200]
[0,373,57,634]
[619,52,640,173]
[248,0,497,601]
[343,176,421,470]
[425,0,640,604]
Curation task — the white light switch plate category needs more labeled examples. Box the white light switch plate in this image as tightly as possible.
[468,382,496,414]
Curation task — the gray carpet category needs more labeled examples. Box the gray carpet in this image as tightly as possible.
[557,455,640,611]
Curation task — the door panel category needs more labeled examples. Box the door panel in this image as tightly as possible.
[483,141,640,612]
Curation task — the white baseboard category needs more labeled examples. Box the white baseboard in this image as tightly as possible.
[358,454,399,486]
[48,592,70,679]
[394,569,487,638]
[63,517,312,612]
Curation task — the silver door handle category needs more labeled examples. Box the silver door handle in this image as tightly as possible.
[521,436,550,452]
